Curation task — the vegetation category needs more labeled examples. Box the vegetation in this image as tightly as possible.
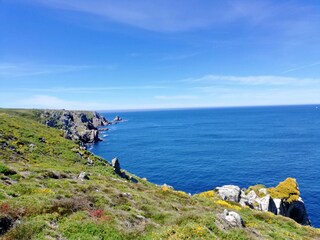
[268,178,300,203]
[0,108,319,239]
[245,184,267,197]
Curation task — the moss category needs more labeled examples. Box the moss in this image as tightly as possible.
[245,184,266,197]
[268,178,300,202]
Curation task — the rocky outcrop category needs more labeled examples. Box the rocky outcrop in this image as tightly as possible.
[113,116,122,122]
[78,172,89,181]
[222,209,245,228]
[92,112,109,127]
[112,157,122,176]
[39,110,109,144]
[215,178,311,226]
[111,157,138,183]
[216,185,241,202]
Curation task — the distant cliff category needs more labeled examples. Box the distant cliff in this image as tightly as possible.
[38,110,109,144]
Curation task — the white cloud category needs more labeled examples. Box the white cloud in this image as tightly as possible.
[0,86,168,94]
[21,0,305,32]
[187,75,320,86]
[14,95,108,110]
[282,62,320,73]
[0,63,114,77]
[155,95,198,100]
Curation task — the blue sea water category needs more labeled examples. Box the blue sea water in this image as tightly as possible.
[91,105,320,227]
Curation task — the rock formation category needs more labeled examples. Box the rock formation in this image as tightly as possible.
[111,157,138,183]
[222,209,245,228]
[112,157,122,176]
[78,172,89,181]
[216,185,241,202]
[39,110,109,144]
[113,115,122,124]
[215,178,311,226]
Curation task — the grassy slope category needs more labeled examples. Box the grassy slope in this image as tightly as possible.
[0,109,319,240]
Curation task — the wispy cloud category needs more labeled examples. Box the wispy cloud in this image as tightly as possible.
[23,0,316,33]
[185,75,320,86]
[0,63,115,77]
[160,53,198,61]
[1,86,168,94]
[155,95,198,100]
[282,62,320,73]
[14,95,108,110]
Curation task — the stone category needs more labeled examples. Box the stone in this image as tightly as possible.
[120,192,132,199]
[112,158,122,175]
[286,198,311,225]
[78,172,89,181]
[29,143,36,149]
[87,157,93,165]
[247,190,257,204]
[113,116,122,122]
[255,195,277,214]
[216,185,241,202]
[259,188,268,195]
[273,198,285,215]
[223,209,245,228]
[239,190,257,208]
[128,175,138,183]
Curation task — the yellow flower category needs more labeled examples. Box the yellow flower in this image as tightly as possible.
[198,190,215,199]
[33,188,54,194]
[215,200,242,211]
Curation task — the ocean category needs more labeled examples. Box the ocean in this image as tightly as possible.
[91,105,320,227]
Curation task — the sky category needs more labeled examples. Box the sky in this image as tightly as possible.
[1,0,320,110]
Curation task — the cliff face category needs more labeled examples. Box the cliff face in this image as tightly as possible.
[39,110,109,144]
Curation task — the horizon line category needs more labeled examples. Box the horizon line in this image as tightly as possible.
[97,103,320,113]
[2,103,319,113]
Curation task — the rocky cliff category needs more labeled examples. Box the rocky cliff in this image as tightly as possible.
[39,110,109,144]
[215,178,311,226]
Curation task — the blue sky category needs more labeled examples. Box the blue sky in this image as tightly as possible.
[1,0,320,110]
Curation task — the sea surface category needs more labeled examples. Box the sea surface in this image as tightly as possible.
[91,105,320,227]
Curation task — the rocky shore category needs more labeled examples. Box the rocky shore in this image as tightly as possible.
[215,178,311,226]
[37,110,312,227]
[0,108,319,239]
[39,110,115,144]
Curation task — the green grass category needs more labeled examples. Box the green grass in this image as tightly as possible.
[0,108,319,239]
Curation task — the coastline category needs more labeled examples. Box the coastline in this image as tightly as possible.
[90,110,312,226]
[0,108,319,239]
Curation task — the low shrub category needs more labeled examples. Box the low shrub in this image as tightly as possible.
[0,165,16,176]
[268,178,300,202]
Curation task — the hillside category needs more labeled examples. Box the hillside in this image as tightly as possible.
[0,109,319,239]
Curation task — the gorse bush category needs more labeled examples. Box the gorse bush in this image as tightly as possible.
[268,178,300,202]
